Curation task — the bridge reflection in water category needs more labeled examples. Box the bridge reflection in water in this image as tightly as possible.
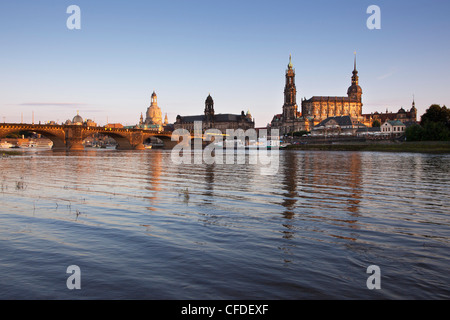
[0,123,176,150]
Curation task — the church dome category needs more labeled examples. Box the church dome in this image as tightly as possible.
[347,84,362,101]
[72,113,83,125]
[347,84,362,96]
[145,91,162,126]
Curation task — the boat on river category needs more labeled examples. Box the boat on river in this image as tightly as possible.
[0,141,14,149]
[19,140,53,149]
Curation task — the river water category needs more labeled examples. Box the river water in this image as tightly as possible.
[0,149,449,299]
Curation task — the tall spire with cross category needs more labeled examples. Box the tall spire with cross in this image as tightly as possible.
[283,54,297,121]
[347,52,362,102]
[352,51,359,85]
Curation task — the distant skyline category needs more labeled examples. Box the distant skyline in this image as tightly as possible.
[1,0,449,127]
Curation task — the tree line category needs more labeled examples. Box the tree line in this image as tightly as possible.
[406,104,450,141]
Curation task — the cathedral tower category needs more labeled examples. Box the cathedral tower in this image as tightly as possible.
[283,55,298,121]
[347,53,362,102]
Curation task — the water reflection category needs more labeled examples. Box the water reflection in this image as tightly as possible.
[281,151,298,220]
[346,153,362,216]
[281,152,364,243]
[203,163,215,204]
[1,149,449,299]
[145,150,163,211]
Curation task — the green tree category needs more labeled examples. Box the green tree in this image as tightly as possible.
[422,121,450,141]
[408,105,450,141]
[405,124,424,141]
[372,120,381,127]
[420,104,450,128]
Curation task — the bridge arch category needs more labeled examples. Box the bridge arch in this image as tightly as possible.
[0,125,66,150]
[0,123,179,151]
[143,133,179,149]
[81,130,135,150]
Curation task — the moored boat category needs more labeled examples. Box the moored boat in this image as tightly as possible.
[0,141,13,149]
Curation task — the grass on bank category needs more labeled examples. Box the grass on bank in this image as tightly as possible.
[1,151,22,157]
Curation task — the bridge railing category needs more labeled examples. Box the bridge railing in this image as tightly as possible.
[0,123,174,135]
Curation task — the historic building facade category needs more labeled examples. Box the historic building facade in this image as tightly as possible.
[271,55,420,135]
[362,99,417,126]
[311,115,367,136]
[174,94,255,132]
[302,56,363,123]
[302,56,363,122]
[271,55,365,134]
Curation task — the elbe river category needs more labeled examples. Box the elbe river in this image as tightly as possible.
[0,149,449,299]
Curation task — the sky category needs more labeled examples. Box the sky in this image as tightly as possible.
[0,0,449,127]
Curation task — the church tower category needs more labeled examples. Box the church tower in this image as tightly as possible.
[410,96,417,122]
[283,55,298,121]
[139,112,144,126]
[204,94,215,127]
[347,53,362,102]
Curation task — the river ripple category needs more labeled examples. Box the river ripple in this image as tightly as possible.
[0,149,449,299]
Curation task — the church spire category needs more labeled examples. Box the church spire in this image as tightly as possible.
[351,52,359,86]
[288,54,293,69]
[347,52,362,101]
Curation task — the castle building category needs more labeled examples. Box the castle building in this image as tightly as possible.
[174,94,255,132]
[271,54,365,134]
[362,99,418,126]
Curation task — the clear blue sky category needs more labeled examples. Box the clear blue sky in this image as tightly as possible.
[1,0,449,127]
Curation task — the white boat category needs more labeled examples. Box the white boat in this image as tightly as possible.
[19,141,37,148]
[19,140,53,149]
[34,140,53,148]
[0,142,13,149]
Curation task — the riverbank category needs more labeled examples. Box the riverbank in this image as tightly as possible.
[286,141,450,153]
[1,150,22,157]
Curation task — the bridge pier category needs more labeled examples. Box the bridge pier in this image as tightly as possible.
[66,127,85,151]
[134,143,145,150]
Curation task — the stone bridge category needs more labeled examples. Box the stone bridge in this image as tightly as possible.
[0,123,179,150]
